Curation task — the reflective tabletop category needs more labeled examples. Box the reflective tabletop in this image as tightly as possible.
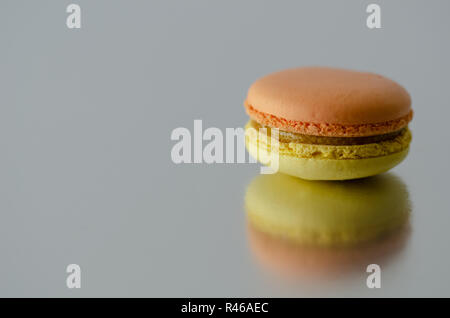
[1,0,449,297]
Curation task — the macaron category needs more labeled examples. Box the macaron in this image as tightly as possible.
[244,67,413,180]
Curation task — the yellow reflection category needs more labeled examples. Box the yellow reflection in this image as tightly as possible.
[245,173,411,278]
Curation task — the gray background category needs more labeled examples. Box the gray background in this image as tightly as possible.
[0,0,449,297]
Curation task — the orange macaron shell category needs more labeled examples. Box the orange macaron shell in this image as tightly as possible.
[245,67,413,137]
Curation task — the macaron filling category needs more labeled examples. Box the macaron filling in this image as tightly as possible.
[248,119,406,146]
[245,120,411,160]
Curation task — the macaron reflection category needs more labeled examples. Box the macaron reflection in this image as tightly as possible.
[245,173,411,278]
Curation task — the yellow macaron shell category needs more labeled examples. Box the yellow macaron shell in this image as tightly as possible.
[245,173,410,247]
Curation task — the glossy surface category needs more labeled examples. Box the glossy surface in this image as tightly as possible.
[245,173,410,246]
[1,0,450,297]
